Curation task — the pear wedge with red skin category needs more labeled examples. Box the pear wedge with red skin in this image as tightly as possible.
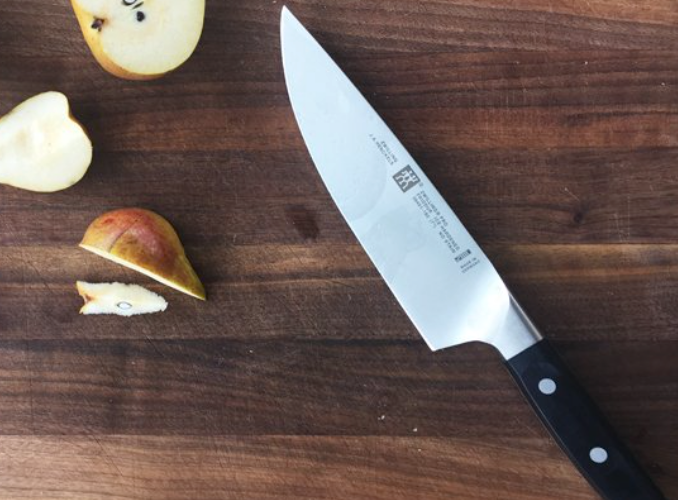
[80,208,206,300]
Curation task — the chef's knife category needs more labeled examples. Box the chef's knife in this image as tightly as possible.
[280,7,665,500]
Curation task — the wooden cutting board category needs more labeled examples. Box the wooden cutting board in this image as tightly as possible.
[0,1,676,498]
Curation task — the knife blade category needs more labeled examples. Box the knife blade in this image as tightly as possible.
[281,7,665,500]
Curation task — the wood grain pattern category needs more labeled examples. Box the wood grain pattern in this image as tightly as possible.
[1,0,677,498]
[0,436,595,500]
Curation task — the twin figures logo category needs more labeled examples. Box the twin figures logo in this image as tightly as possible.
[392,165,421,193]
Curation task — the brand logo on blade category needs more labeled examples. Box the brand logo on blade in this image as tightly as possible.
[393,166,421,193]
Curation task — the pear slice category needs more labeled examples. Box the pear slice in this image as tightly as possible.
[71,0,205,80]
[0,92,92,192]
[80,208,206,300]
[77,281,168,316]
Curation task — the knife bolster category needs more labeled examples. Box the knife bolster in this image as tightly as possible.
[488,296,542,360]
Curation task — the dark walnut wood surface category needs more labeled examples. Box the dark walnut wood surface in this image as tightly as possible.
[1,1,677,498]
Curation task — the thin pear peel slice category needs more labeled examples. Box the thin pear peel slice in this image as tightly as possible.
[77,281,168,316]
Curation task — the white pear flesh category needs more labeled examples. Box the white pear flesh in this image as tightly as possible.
[77,281,168,317]
[73,0,205,78]
[0,92,92,193]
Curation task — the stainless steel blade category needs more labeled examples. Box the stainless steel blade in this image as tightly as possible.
[281,7,540,359]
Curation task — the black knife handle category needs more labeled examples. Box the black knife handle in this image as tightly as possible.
[506,339,665,500]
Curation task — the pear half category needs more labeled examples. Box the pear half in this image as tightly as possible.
[77,281,168,316]
[80,208,206,300]
[71,0,205,80]
[0,92,92,193]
